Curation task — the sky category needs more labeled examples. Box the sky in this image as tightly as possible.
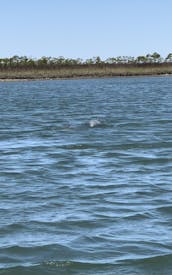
[1,0,172,60]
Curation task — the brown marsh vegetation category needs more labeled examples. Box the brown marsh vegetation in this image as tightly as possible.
[0,53,172,80]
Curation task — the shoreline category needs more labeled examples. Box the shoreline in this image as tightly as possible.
[0,73,171,82]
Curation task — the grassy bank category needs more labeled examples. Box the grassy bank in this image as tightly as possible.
[0,63,172,80]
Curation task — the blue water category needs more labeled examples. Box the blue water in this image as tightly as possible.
[1,76,172,275]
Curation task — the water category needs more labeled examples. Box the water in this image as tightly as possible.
[0,76,172,275]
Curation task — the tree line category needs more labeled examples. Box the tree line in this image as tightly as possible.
[0,52,172,69]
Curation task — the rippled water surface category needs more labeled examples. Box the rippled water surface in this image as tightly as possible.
[1,77,172,274]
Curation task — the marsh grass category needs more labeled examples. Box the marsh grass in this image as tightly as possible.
[0,63,172,80]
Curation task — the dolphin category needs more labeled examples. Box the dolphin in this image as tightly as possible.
[89,119,101,128]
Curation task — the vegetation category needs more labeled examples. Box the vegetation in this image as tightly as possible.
[0,52,172,80]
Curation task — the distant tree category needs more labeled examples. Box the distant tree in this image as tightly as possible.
[56,56,65,65]
[115,56,123,64]
[121,56,129,63]
[76,58,83,64]
[0,52,169,70]
[11,55,20,65]
[127,56,135,64]
[105,57,117,64]
[90,56,102,64]
[151,52,161,63]
[146,54,153,63]
[165,53,172,62]
[136,55,147,63]
[85,58,94,65]
[95,56,102,64]
[27,58,36,67]
[37,56,48,66]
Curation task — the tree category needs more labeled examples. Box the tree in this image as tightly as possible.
[165,53,172,62]
[90,56,102,64]
[146,54,153,63]
[105,57,117,64]
[85,58,94,65]
[136,55,147,63]
[151,52,161,63]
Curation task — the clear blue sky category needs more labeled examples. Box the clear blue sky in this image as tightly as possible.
[1,0,172,59]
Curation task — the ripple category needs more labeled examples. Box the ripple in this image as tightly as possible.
[1,77,172,274]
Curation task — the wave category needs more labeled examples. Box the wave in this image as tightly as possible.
[2,254,172,275]
[120,253,172,268]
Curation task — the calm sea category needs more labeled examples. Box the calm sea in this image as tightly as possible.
[1,77,172,275]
